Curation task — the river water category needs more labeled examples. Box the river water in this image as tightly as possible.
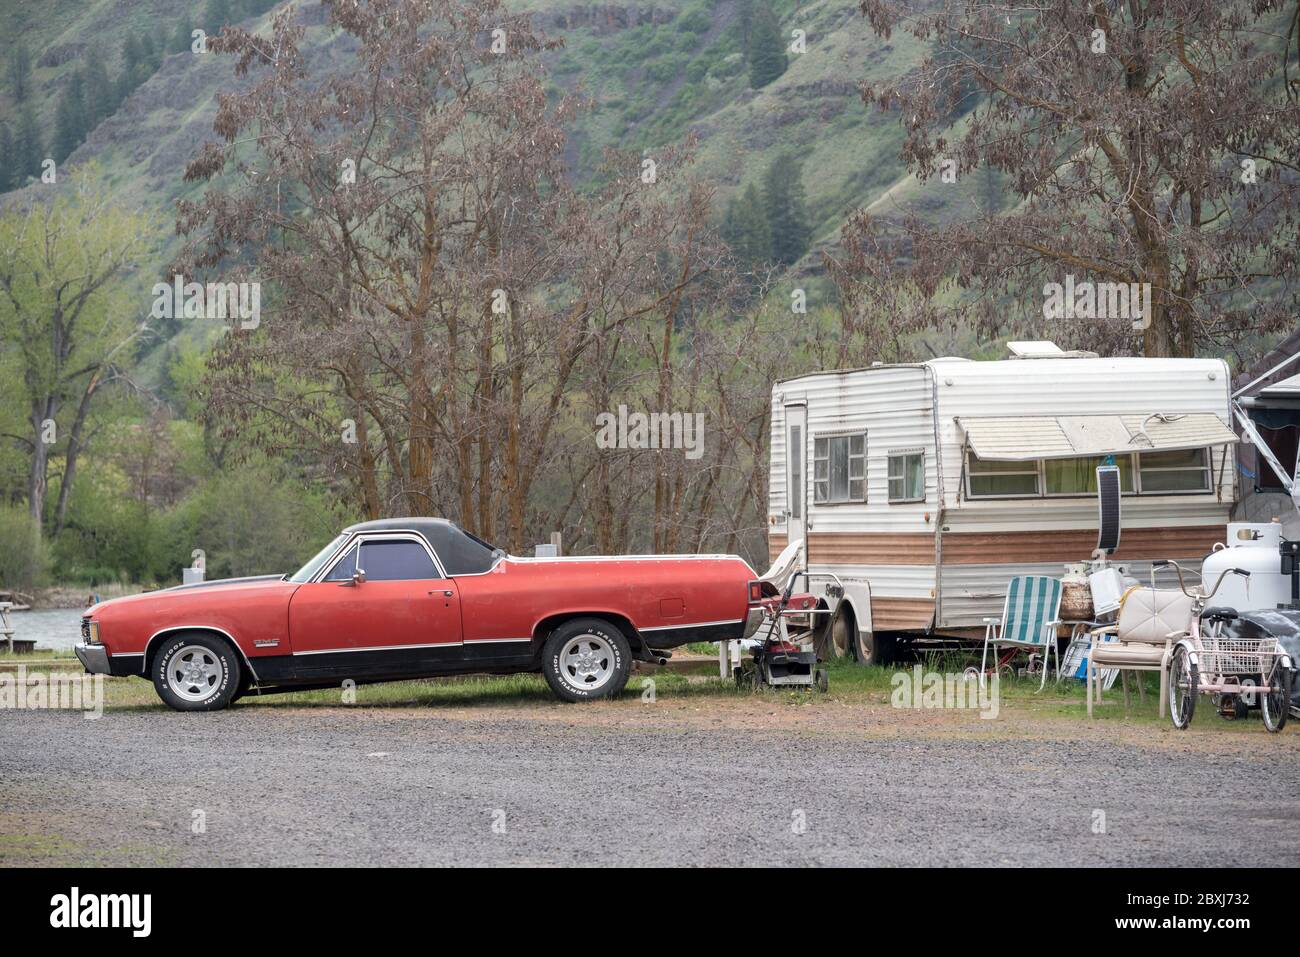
[5,608,86,652]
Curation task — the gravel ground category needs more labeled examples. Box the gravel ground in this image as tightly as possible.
[3,698,1299,867]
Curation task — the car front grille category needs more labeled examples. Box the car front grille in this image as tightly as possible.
[80,618,91,640]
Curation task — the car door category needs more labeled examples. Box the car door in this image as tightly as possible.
[288,533,463,659]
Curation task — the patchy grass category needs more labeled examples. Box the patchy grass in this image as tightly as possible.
[11,638,1281,738]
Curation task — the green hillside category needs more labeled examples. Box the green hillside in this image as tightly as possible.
[0,0,931,273]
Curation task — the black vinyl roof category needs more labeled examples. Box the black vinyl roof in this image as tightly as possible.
[341,517,499,575]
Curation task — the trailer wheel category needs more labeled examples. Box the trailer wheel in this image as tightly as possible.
[841,610,894,666]
[541,618,632,703]
[815,608,850,661]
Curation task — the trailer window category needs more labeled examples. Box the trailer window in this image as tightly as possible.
[1137,448,1211,492]
[1045,455,1134,495]
[814,433,866,504]
[967,453,1039,497]
[887,451,925,503]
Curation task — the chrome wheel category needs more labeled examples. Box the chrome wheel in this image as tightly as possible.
[560,634,615,692]
[167,645,224,702]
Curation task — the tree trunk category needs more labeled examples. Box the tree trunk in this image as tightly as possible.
[407,322,435,514]
[53,371,101,535]
[27,398,54,529]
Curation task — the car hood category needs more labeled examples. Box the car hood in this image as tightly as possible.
[87,575,288,616]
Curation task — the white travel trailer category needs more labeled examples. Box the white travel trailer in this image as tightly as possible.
[767,342,1240,662]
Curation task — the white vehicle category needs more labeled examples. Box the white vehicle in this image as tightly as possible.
[768,341,1240,662]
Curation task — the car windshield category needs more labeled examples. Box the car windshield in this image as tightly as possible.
[286,534,349,583]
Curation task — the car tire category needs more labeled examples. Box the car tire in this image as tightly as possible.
[542,618,632,703]
[152,632,241,712]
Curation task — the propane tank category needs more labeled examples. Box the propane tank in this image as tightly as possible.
[1200,521,1292,612]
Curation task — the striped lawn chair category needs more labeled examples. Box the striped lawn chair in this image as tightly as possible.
[981,575,1063,691]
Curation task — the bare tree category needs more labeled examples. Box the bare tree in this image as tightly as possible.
[855,0,1300,356]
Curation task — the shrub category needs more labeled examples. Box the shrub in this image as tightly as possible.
[0,505,47,592]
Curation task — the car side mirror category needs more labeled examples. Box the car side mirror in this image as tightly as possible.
[342,568,366,586]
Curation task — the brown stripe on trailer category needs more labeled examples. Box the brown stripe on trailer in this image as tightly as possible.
[869,597,936,631]
[767,532,935,565]
[940,524,1226,565]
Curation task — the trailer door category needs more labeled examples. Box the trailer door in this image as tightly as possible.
[785,403,807,544]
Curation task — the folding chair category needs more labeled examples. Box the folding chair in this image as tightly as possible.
[982,575,1063,691]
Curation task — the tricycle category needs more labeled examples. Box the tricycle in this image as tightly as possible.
[1158,560,1295,732]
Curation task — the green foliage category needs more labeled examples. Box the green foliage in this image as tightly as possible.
[13,101,42,180]
[0,505,47,591]
[722,183,772,267]
[6,40,31,101]
[747,4,787,89]
[677,9,711,34]
[203,0,233,36]
[0,121,13,192]
[183,468,347,579]
[762,151,810,265]
[53,73,86,163]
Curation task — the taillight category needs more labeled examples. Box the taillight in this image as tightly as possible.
[748,580,764,604]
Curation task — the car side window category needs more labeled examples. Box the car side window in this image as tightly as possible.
[323,544,358,582]
[358,540,439,581]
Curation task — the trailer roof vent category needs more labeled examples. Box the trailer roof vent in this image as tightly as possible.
[1006,340,1099,359]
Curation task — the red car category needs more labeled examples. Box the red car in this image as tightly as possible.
[74,518,762,710]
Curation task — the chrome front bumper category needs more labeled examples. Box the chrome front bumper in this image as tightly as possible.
[742,607,766,640]
[74,641,112,675]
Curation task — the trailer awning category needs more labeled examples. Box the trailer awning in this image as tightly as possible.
[956,413,1238,462]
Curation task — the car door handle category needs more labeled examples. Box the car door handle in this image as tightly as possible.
[429,589,453,597]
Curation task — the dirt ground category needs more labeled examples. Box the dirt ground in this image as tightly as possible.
[2,667,1298,867]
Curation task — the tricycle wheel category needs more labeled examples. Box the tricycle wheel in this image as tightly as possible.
[1261,664,1292,733]
[814,668,828,693]
[1169,645,1198,729]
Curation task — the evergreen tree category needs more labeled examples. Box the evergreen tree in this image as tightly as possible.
[762,152,811,265]
[84,48,114,126]
[172,17,195,54]
[116,35,147,106]
[721,183,772,268]
[121,35,144,78]
[151,25,168,67]
[7,41,32,101]
[204,0,233,35]
[747,6,787,89]
[0,122,14,192]
[14,102,44,180]
[139,32,158,71]
[54,72,88,162]
[737,0,754,53]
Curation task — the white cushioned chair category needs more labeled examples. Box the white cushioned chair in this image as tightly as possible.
[1086,586,1195,717]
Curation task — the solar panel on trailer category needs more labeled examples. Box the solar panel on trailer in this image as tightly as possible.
[1096,466,1121,554]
